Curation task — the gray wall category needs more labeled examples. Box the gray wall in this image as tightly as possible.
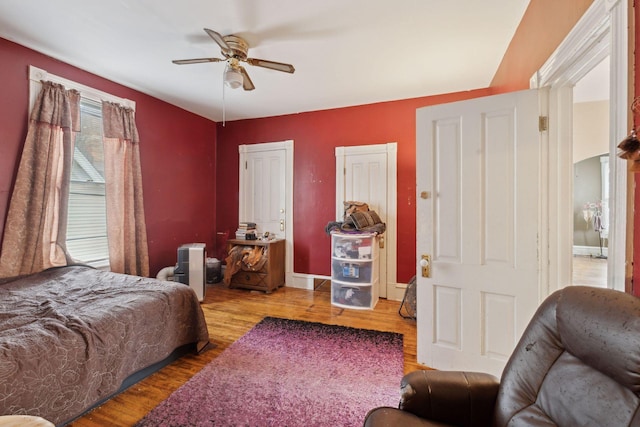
[573,155,606,248]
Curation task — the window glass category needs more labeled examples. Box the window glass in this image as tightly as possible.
[66,98,109,266]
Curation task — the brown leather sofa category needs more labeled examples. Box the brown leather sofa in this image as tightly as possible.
[364,286,640,426]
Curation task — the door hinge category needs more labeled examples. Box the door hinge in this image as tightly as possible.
[538,116,548,132]
[245,161,248,170]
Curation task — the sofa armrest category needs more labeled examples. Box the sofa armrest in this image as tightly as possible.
[399,370,500,427]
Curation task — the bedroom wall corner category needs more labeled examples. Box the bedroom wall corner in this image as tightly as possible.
[0,37,218,278]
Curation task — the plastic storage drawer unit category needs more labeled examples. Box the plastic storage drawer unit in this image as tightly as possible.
[330,232,379,309]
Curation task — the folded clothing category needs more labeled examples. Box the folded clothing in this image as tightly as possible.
[350,210,383,229]
[325,210,386,235]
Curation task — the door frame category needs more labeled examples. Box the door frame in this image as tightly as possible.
[238,140,294,286]
[530,0,629,293]
[335,143,400,300]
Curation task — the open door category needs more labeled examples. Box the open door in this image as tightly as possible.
[416,89,542,378]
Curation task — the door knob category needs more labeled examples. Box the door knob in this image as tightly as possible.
[420,255,431,278]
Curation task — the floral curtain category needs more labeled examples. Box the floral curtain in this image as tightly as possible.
[0,81,80,278]
[102,101,149,276]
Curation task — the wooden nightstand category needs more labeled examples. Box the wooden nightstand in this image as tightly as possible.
[225,239,285,293]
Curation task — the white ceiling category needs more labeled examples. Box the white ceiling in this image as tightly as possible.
[0,0,531,122]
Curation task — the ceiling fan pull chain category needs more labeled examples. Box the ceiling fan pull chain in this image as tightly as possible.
[222,77,226,127]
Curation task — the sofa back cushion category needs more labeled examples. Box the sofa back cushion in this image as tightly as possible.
[494,286,640,427]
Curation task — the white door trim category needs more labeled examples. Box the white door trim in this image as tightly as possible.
[238,140,294,286]
[335,143,400,300]
[530,0,628,292]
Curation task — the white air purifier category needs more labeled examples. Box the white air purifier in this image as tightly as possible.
[174,243,206,302]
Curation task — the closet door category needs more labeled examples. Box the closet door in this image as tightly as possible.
[241,149,286,238]
[336,143,397,299]
[239,140,294,285]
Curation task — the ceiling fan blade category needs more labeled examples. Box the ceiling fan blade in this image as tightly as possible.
[204,28,233,57]
[239,66,255,91]
[246,58,295,73]
[172,57,224,65]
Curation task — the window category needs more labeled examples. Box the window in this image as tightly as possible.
[66,98,109,266]
[29,66,135,268]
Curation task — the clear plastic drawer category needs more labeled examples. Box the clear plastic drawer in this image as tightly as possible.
[331,260,372,283]
[332,233,375,260]
[331,284,372,309]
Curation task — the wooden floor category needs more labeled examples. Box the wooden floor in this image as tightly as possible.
[572,255,607,287]
[69,283,419,426]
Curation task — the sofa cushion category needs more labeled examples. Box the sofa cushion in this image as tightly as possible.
[495,287,640,426]
[535,351,638,426]
[557,286,640,393]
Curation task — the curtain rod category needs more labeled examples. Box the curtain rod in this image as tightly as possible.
[29,65,136,111]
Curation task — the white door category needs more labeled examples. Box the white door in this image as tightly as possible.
[240,149,286,237]
[416,89,541,378]
[239,141,294,284]
[336,144,397,299]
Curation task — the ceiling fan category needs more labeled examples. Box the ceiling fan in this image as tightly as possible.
[172,28,295,91]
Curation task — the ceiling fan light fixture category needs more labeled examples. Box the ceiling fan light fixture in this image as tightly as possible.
[173,29,294,92]
[224,66,243,89]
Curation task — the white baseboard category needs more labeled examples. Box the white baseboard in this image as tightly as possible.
[387,283,406,302]
[288,272,407,303]
[288,273,325,290]
[573,245,608,257]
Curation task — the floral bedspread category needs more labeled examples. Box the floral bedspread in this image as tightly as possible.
[0,265,209,425]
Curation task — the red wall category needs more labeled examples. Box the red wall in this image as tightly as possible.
[491,0,594,92]
[2,0,631,290]
[634,2,640,297]
[0,38,218,277]
[215,0,606,287]
[216,89,492,283]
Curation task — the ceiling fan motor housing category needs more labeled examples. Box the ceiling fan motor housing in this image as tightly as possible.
[172,29,294,91]
[223,35,249,60]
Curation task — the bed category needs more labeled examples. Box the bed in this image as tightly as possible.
[0,265,210,426]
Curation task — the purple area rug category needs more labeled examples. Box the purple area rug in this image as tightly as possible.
[136,317,403,427]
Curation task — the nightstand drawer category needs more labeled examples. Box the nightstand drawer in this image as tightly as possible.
[231,271,268,287]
